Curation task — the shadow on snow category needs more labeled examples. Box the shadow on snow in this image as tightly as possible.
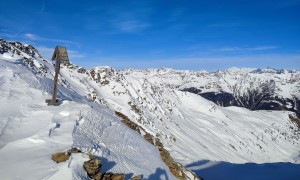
[186,160,300,180]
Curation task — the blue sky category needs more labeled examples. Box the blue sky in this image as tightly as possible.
[0,0,299,71]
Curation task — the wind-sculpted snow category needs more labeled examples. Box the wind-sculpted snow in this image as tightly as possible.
[72,108,174,179]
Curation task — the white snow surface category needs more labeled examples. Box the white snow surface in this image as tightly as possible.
[0,55,175,179]
[60,65,300,164]
[0,42,300,179]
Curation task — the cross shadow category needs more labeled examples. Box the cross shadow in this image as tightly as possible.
[147,168,169,180]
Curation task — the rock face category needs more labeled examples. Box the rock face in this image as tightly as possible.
[0,39,41,58]
[83,159,102,178]
[0,39,49,74]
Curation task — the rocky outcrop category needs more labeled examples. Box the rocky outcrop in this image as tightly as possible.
[0,39,42,58]
[67,147,82,154]
[289,114,300,129]
[52,148,128,180]
[83,155,126,180]
[51,147,82,163]
[83,158,102,178]
[115,111,141,134]
[0,39,49,74]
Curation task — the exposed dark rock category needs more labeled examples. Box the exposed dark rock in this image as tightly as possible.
[23,57,34,67]
[289,114,300,129]
[0,39,10,54]
[110,173,125,180]
[83,159,102,178]
[181,87,202,95]
[200,92,236,107]
[130,104,141,114]
[93,172,103,180]
[101,80,110,85]
[78,67,86,74]
[67,147,82,155]
[143,133,154,145]
[115,111,141,134]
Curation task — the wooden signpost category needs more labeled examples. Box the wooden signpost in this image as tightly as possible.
[47,46,70,106]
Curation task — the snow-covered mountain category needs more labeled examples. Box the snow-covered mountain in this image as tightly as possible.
[180,67,300,117]
[0,39,300,180]
[63,66,300,162]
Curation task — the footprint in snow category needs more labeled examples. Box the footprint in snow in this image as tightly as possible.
[75,116,85,126]
[49,123,61,137]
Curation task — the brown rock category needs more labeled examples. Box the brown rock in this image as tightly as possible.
[89,153,95,159]
[93,172,103,180]
[51,152,70,163]
[101,173,113,180]
[83,159,102,177]
[111,173,125,180]
[67,147,81,155]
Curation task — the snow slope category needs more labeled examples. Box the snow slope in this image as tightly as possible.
[0,39,300,179]
[0,45,175,179]
[56,65,300,165]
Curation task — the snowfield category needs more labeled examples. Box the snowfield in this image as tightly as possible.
[60,66,299,163]
[0,54,175,179]
[0,39,300,179]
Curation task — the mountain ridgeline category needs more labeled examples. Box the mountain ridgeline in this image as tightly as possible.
[180,71,300,117]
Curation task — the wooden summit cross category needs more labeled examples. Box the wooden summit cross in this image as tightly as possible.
[47,46,70,105]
